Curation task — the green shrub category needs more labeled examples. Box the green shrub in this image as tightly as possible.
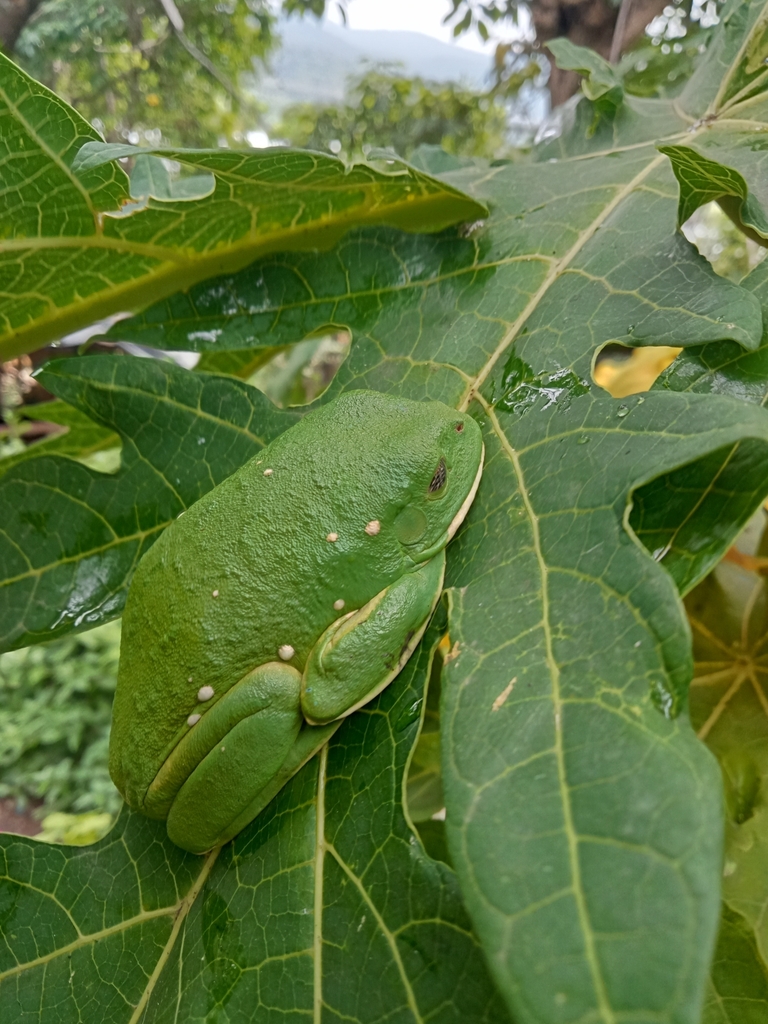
[0,621,121,817]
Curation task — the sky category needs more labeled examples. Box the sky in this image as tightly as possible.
[322,0,497,54]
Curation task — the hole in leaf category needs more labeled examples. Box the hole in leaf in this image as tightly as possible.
[682,201,767,283]
[405,631,452,867]
[593,343,680,398]
[248,330,351,408]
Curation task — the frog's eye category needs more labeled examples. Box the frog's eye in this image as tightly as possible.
[429,457,447,493]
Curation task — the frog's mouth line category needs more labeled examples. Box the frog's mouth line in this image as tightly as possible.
[409,444,485,564]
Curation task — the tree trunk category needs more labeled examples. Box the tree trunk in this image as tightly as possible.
[0,0,40,52]
[532,0,669,107]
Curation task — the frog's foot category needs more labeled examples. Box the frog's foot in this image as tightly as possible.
[301,550,445,725]
[144,662,303,854]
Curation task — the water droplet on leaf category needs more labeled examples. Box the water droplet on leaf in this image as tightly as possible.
[650,679,680,718]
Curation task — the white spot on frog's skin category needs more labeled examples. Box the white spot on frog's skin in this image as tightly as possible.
[187,714,201,726]
[197,685,214,702]
[326,532,338,542]
[365,520,381,536]
[188,676,193,683]
[279,644,295,661]
[212,589,219,598]
[333,599,345,610]
[263,468,273,476]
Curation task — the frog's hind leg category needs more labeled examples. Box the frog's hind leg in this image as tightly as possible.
[219,719,342,845]
[148,662,303,854]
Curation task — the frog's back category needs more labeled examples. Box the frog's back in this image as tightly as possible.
[111,390,475,807]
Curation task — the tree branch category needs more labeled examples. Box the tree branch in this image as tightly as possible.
[156,0,243,105]
[609,0,635,63]
[0,0,41,52]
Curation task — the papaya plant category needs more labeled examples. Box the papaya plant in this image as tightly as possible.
[4,2,768,1021]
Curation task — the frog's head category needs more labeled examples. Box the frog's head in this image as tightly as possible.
[384,398,484,564]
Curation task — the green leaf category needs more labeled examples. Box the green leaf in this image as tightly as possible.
[704,905,768,1024]
[0,53,487,363]
[684,515,768,1021]
[536,95,688,162]
[0,619,508,1022]
[654,2,768,245]
[0,399,118,476]
[406,639,445,824]
[687,519,768,968]
[658,141,768,244]
[546,39,624,111]
[680,0,768,119]
[540,0,768,163]
[631,258,768,593]
[0,356,299,651]
[441,389,768,1024]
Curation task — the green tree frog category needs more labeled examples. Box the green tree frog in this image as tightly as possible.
[109,390,484,853]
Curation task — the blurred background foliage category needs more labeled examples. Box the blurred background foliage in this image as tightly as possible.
[0,621,122,820]
[276,65,515,160]
[0,0,760,842]
[14,0,275,147]
[1,1,730,153]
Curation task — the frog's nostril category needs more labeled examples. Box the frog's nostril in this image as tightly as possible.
[455,422,464,433]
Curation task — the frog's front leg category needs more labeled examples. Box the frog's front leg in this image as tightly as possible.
[144,663,304,854]
[301,551,446,725]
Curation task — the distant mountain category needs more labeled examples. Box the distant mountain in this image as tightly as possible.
[254,16,493,119]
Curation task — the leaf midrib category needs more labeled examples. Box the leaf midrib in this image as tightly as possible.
[712,1,768,114]
[127,847,220,1024]
[458,155,666,411]
[483,399,616,1024]
[0,905,175,983]
[0,191,486,362]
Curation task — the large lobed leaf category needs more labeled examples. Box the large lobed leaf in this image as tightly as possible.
[0,54,486,362]
[6,2,768,1021]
